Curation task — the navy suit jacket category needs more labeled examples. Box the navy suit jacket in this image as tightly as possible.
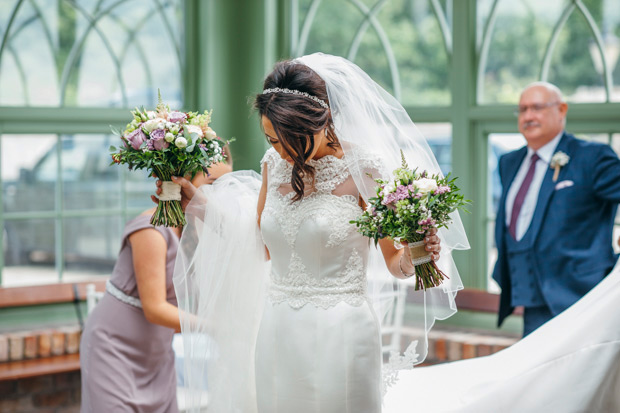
[492,133,620,327]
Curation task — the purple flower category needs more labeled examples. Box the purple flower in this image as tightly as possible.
[435,185,451,194]
[126,128,146,150]
[381,184,414,206]
[150,129,169,150]
[417,217,436,227]
[169,111,187,124]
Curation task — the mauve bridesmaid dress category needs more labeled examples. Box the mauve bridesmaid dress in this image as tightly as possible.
[80,215,179,412]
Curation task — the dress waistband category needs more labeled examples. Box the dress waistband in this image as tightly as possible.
[106,280,142,308]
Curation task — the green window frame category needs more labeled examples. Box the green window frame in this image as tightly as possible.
[282,0,620,290]
[0,0,194,286]
[2,0,619,296]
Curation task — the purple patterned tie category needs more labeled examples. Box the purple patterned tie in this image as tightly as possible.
[509,152,540,240]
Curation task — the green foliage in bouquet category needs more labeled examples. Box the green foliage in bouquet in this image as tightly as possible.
[351,151,470,290]
[110,91,231,227]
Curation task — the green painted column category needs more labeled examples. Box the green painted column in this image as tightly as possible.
[450,0,484,288]
[192,0,275,171]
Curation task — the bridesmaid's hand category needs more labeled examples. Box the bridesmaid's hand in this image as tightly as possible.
[151,176,199,212]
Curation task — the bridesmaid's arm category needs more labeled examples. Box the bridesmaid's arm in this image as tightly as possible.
[257,163,271,261]
[130,228,181,332]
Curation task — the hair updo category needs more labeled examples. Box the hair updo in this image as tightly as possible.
[254,61,339,201]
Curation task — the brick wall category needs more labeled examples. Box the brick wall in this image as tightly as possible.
[0,372,81,412]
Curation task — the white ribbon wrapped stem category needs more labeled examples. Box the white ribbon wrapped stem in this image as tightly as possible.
[159,181,182,201]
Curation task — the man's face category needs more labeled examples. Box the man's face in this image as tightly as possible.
[518,86,567,149]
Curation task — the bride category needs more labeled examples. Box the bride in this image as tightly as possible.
[165,53,620,412]
[164,53,468,412]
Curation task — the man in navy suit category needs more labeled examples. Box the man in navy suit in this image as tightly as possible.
[492,82,620,336]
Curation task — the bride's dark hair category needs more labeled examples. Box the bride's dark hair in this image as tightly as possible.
[254,60,339,201]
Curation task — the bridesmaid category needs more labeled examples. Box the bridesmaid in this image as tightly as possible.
[80,159,232,412]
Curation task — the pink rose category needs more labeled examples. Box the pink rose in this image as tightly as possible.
[126,128,146,150]
[150,129,169,150]
[169,111,187,124]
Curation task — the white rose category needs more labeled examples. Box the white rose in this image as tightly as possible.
[175,137,187,149]
[185,124,204,138]
[147,111,157,119]
[382,183,396,196]
[143,118,165,133]
[205,127,217,140]
[165,132,175,142]
[413,178,438,194]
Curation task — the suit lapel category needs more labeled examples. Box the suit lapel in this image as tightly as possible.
[528,133,572,241]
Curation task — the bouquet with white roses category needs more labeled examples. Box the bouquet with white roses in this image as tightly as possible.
[351,152,469,290]
[110,91,230,227]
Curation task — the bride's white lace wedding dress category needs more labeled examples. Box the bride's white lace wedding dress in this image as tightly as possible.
[175,146,619,412]
[256,148,384,412]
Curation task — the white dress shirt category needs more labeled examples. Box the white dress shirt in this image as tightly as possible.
[505,131,563,241]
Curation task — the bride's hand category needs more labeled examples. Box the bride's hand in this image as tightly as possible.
[425,228,441,261]
[401,228,441,264]
[151,176,199,211]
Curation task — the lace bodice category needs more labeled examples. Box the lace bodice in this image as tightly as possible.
[260,148,381,309]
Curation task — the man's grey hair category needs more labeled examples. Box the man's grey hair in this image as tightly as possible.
[522,81,565,103]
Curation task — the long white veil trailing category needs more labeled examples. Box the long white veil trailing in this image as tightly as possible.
[296,53,469,366]
[174,53,469,412]
[174,170,268,412]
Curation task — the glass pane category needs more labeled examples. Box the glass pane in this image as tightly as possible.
[547,11,604,103]
[2,218,56,287]
[125,169,156,210]
[487,219,500,294]
[477,0,558,104]
[63,216,121,281]
[486,133,526,292]
[611,3,620,101]
[297,0,451,106]
[477,0,620,103]
[62,134,121,210]
[418,123,452,175]
[0,0,184,108]
[487,133,526,216]
[1,134,57,213]
[0,0,59,106]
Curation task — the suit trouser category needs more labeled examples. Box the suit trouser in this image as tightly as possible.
[523,305,554,336]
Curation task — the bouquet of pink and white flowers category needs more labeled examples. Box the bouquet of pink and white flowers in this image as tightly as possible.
[110,92,230,227]
[351,152,469,290]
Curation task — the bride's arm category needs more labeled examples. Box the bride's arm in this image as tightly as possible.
[257,163,271,260]
[377,232,439,280]
[358,197,440,280]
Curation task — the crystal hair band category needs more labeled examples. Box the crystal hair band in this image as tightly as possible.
[262,87,329,109]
